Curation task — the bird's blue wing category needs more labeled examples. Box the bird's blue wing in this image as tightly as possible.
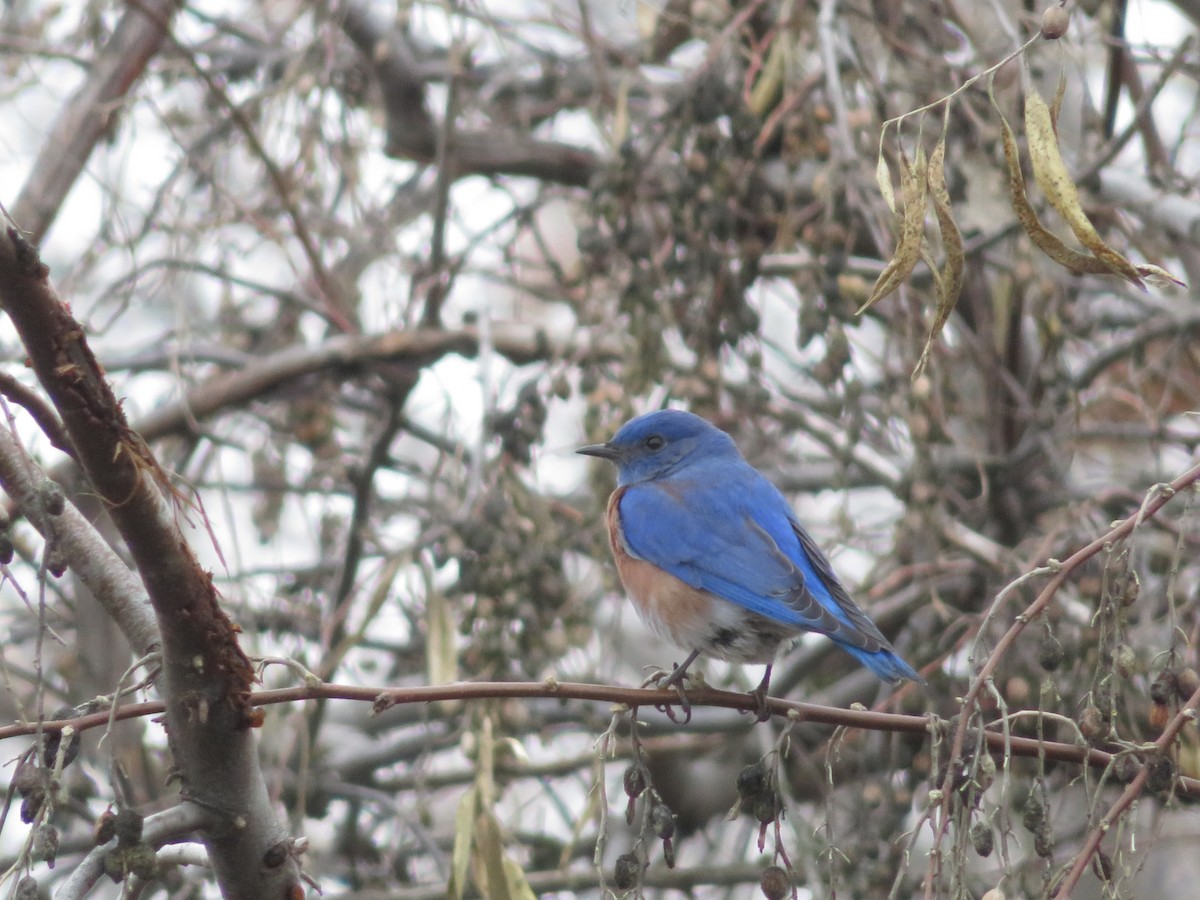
[615,462,889,654]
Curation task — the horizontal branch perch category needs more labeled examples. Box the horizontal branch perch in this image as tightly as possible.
[4,679,1195,800]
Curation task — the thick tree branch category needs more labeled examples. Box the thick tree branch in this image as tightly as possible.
[0,228,300,898]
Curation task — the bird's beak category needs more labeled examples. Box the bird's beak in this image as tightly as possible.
[576,442,620,461]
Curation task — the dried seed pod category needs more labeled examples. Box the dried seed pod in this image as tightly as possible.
[649,803,675,841]
[14,875,38,900]
[1113,754,1140,783]
[737,762,770,799]
[20,791,44,824]
[971,820,994,857]
[760,865,790,900]
[43,709,81,770]
[975,751,997,794]
[613,852,641,891]
[1038,633,1064,672]
[1148,701,1169,731]
[94,808,117,845]
[113,808,144,846]
[1118,572,1140,606]
[1092,683,1113,716]
[622,764,646,799]
[1177,667,1200,701]
[1114,644,1136,678]
[1079,705,1106,742]
[44,543,67,578]
[1040,5,1070,40]
[1151,669,1178,705]
[1034,821,1054,858]
[32,823,58,866]
[103,849,125,883]
[126,843,159,880]
[12,759,42,797]
[623,765,644,825]
[1021,793,1045,833]
[753,793,781,825]
[1146,755,1176,794]
[38,481,65,516]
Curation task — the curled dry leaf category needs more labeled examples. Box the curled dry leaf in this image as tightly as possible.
[876,150,897,215]
[1050,73,1066,130]
[426,586,460,691]
[861,147,928,313]
[1024,88,1146,289]
[1136,264,1187,289]
[998,106,1113,276]
[749,35,787,117]
[449,786,479,900]
[915,133,965,377]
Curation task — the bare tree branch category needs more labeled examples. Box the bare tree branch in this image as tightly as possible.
[11,0,182,243]
[0,426,158,656]
[338,0,601,186]
[0,228,300,898]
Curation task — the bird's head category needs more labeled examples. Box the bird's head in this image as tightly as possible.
[577,409,739,486]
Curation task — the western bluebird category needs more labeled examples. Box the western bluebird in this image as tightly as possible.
[578,409,922,705]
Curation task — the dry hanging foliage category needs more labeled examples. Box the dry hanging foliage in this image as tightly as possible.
[1010,83,1183,290]
[865,18,1185,377]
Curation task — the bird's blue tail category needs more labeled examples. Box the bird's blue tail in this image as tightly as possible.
[841,643,925,686]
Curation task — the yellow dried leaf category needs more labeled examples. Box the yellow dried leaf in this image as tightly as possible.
[503,858,539,900]
[611,76,631,148]
[1025,89,1144,288]
[1050,74,1066,131]
[476,714,496,807]
[749,37,786,117]
[920,245,944,300]
[876,152,897,215]
[1136,263,1187,289]
[998,106,1113,276]
[926,135,951,219]
[915,134,965,377]
[860,147,928,313]
[475,811,513,900]
[425,588,458,687]
[448,786,479,900]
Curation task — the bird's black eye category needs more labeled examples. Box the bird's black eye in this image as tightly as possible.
[645,435,665,451]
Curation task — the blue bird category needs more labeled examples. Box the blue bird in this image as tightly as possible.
[578,409,922,705]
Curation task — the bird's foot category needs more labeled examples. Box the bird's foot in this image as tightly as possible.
[640,667,692,723]
[641,651,702,724]
[746,665,774,722]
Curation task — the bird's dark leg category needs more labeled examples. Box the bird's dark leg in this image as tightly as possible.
[658,649,702,690]
[749,664,773,722]
[641,649,702,723]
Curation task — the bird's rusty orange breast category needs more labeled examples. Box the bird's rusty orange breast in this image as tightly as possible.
[606,488,715,644]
